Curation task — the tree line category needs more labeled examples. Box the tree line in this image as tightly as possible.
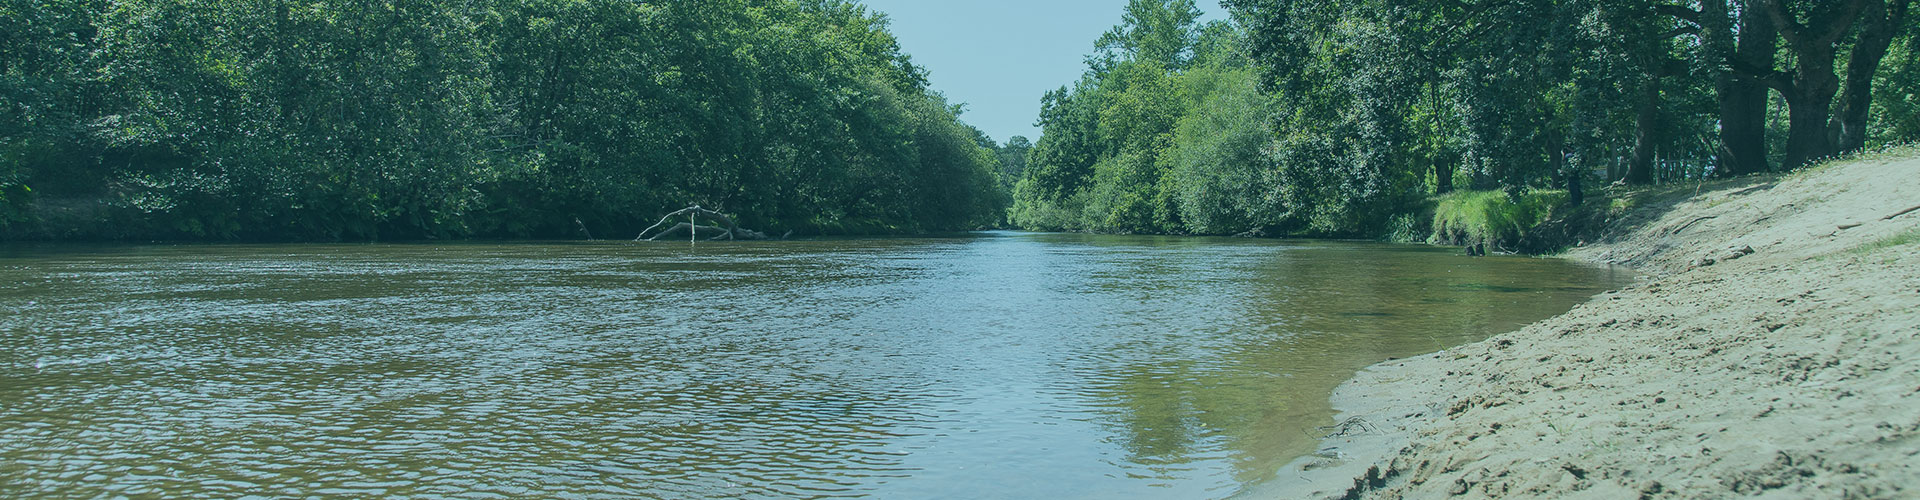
[1010,0,1917,237]
[8,0,1914,242]
[1,0,1008,241]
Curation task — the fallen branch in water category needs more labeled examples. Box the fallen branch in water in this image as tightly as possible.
[575,217,595,241]
[644,222,740,241]
[634,205,769,241]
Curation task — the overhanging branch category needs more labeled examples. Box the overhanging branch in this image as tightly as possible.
[1654,4,1703,25]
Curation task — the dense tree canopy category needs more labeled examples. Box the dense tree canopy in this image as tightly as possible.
[8,0,1915,242]
[1011,0,1917,239]
[1009,0,1279,234]
[0,0,1007,240]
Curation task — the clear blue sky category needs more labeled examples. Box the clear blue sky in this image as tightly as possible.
[859,0,1230,145]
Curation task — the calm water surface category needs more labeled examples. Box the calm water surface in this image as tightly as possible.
[0,232,1631,498]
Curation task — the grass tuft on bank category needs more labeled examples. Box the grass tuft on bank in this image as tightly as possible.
[1848,228,1920,256]
[1428,190,1565,251]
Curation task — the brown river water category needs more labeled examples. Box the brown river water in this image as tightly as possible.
[0,232,1631,498]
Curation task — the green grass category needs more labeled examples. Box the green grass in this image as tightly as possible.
[1845,228,1920,256]
[1785,141,1920,181]
[1429,189,1566,248]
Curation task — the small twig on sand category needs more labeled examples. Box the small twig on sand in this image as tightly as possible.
[1884,204,1920,221]
[1671,216,1718,235]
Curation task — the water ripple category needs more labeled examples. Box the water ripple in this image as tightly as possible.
[0,235,1629,498]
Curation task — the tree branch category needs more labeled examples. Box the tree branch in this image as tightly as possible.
[1661,26,1704,39]
[1760,0,1871,50]
[1421,0,1520,54]
[1758,0,1811,46]
[1726,56,1794,92]
[1654,4,1703,25]
[1813,0,1873,44]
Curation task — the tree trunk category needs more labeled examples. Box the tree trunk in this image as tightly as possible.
[1559,149,1582,206]
[1568,167,1583,206]
[1427,74,1453,195]
[1627,73,1661,185]
[1832,0,1910,154]
[1760,0,1869,169]
[1779,78,1840,168]
[1715,1,1777,176]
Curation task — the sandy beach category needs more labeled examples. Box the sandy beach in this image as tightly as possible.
[1247,150,1920,499]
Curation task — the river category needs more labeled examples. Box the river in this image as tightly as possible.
[0,232,1630,498]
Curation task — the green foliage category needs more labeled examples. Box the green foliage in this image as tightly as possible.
[0,0,1006,241]
[993,136,1033,190]
[0,183,29,229]
[1167,66,1282,234]
[1096,0,1203,70]
[1081,150,1166,233]
[1383,213,1425,244]
[1429,190,1567,249]
[1012,1,1282,235]
[1203,0,1794,240]
[1002,0,1910,246]
[1023,83,1106,202]
[1871,35,1920,146]
[1008,176,1090,232]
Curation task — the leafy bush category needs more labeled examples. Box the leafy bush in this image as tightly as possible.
[1429,189,1567,249]
[1008,177,1089,231]
[0,184,31,229]
[1168,68,1283,235]
[1384,213,1426,243]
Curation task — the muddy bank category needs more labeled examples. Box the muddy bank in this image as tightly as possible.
[1246,150,1920,499]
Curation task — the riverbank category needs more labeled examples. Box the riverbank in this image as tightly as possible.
[1249,149,1920,499]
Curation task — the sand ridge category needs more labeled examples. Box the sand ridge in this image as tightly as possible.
[1248,151,1920,499]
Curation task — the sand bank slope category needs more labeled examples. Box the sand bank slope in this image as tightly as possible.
[1254,151,1920,499]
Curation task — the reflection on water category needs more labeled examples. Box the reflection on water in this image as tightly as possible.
[0,232,1630,498]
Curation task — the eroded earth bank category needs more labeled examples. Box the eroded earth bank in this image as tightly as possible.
[1252,151,1920,499]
